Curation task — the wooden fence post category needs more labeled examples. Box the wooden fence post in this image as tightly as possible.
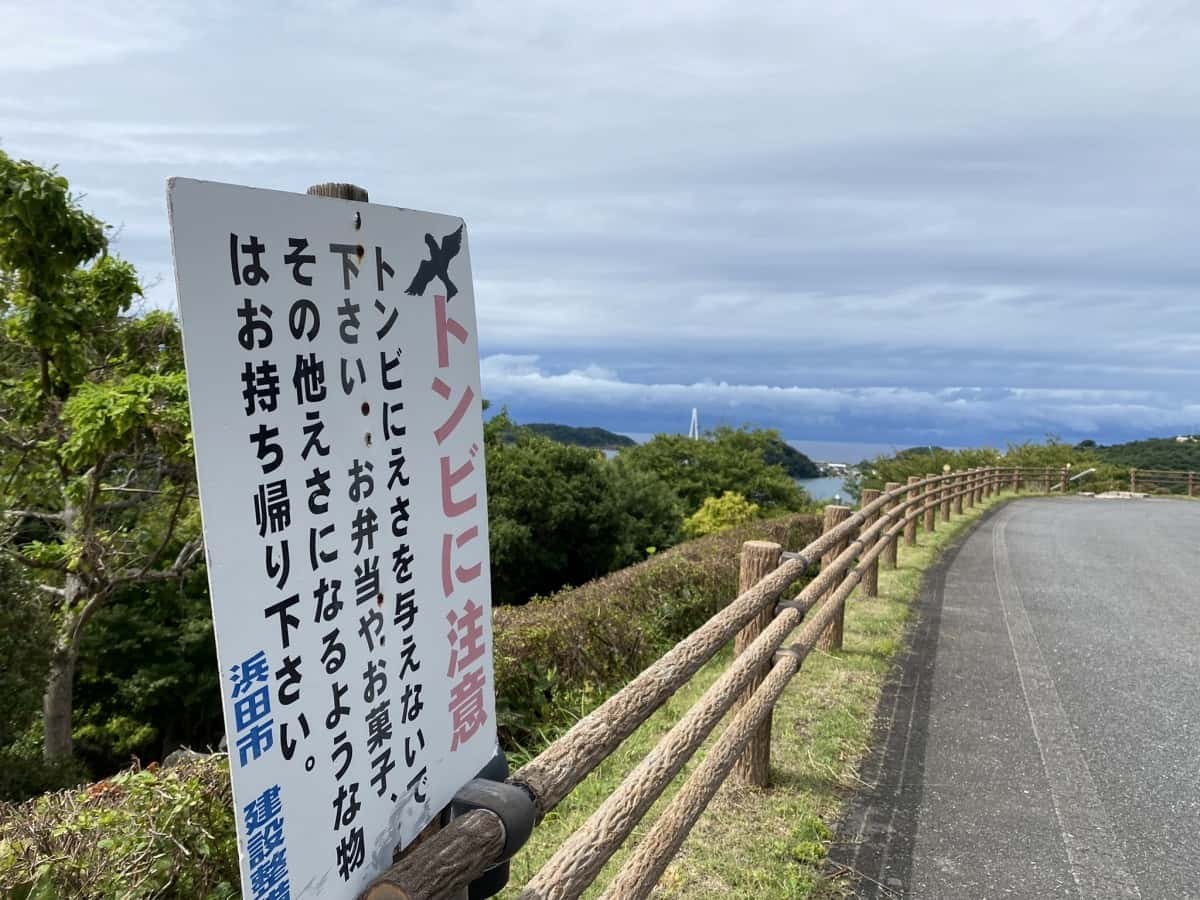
[953,471,964,515]
[1015,467,1023,492]
[1130,468,1137,492]
[975,468,984,505]
[904,476,920,546]
[923,474,937,532]
[816,506,852,652]
[940,467,952,522]
[733,540,783,787]
[1060,467,1068,494]
[860,489,881,597]
[1190,472,1195,498]
[884,482,901,567]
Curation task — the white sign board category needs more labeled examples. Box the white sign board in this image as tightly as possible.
[167,178,497,900]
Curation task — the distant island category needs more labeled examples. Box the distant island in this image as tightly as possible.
[525,423,637,449]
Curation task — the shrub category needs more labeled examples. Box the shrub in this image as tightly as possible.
[682,491,762,538]
[494,511,821,747]
[0,756,238,899]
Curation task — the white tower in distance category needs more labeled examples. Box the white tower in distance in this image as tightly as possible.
[688,407,700,440]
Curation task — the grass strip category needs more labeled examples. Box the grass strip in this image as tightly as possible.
[500,492,1013,898]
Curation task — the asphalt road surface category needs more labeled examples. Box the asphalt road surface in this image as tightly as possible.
[834,497,1200,899]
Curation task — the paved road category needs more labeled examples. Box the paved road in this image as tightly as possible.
[834,497,1200,899]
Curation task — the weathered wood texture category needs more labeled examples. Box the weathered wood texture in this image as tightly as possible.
[511,496,901,818]
[600,653,802,900]
[923,474,937,532]
[883,482,902,567]
[733,541,783,786]
[904,476,920,546]
[307,182,369,201]
[859,489,881,597]
[521,570,810,898]
[360,809,503,900]
[599,491,927,900]
[816,505,852,651]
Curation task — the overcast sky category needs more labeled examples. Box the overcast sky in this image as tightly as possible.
[4,1,1199,452]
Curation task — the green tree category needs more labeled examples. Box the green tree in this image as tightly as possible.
[0,554,50,747]
[617,425,810,515]
[0,152,201,760]
[483,410,680,603]
[682,490,761,537]
[73,571,222,773]
[606,455,682,565]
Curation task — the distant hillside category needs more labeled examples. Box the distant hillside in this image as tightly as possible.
[767,440,822,479]
[526,423,637,449]
[1088,436,1200,470]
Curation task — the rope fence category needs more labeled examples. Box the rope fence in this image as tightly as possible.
[359,466,1082,900]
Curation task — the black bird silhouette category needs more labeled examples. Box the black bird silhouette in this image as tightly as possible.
[404,224,464,299]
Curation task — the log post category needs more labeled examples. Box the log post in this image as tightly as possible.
[1130,468,1137,492]
[940,466,952,522]
[1060,467,1069,494]
[307,182,369,201]
[732,540,783,786]
[1190,472,1195,498]
[816,506,852,652]
[903,476,920,546]
[884,482,902,567]
[923,474,937,532]
[1015,467,1023,492]
[860,489,881,597]
[975,468,984,505]
[953,471,964,515]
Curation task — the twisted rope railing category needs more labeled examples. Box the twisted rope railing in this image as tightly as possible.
[360,466,1056,899]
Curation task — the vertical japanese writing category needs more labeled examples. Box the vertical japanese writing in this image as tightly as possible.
[243,785,292,900]
[431,294,489,752]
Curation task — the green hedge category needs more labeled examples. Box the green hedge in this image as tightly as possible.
[494,511,820,748]
[0,756,238,899]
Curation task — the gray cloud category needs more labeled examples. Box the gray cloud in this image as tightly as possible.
[2,0,1198,445]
